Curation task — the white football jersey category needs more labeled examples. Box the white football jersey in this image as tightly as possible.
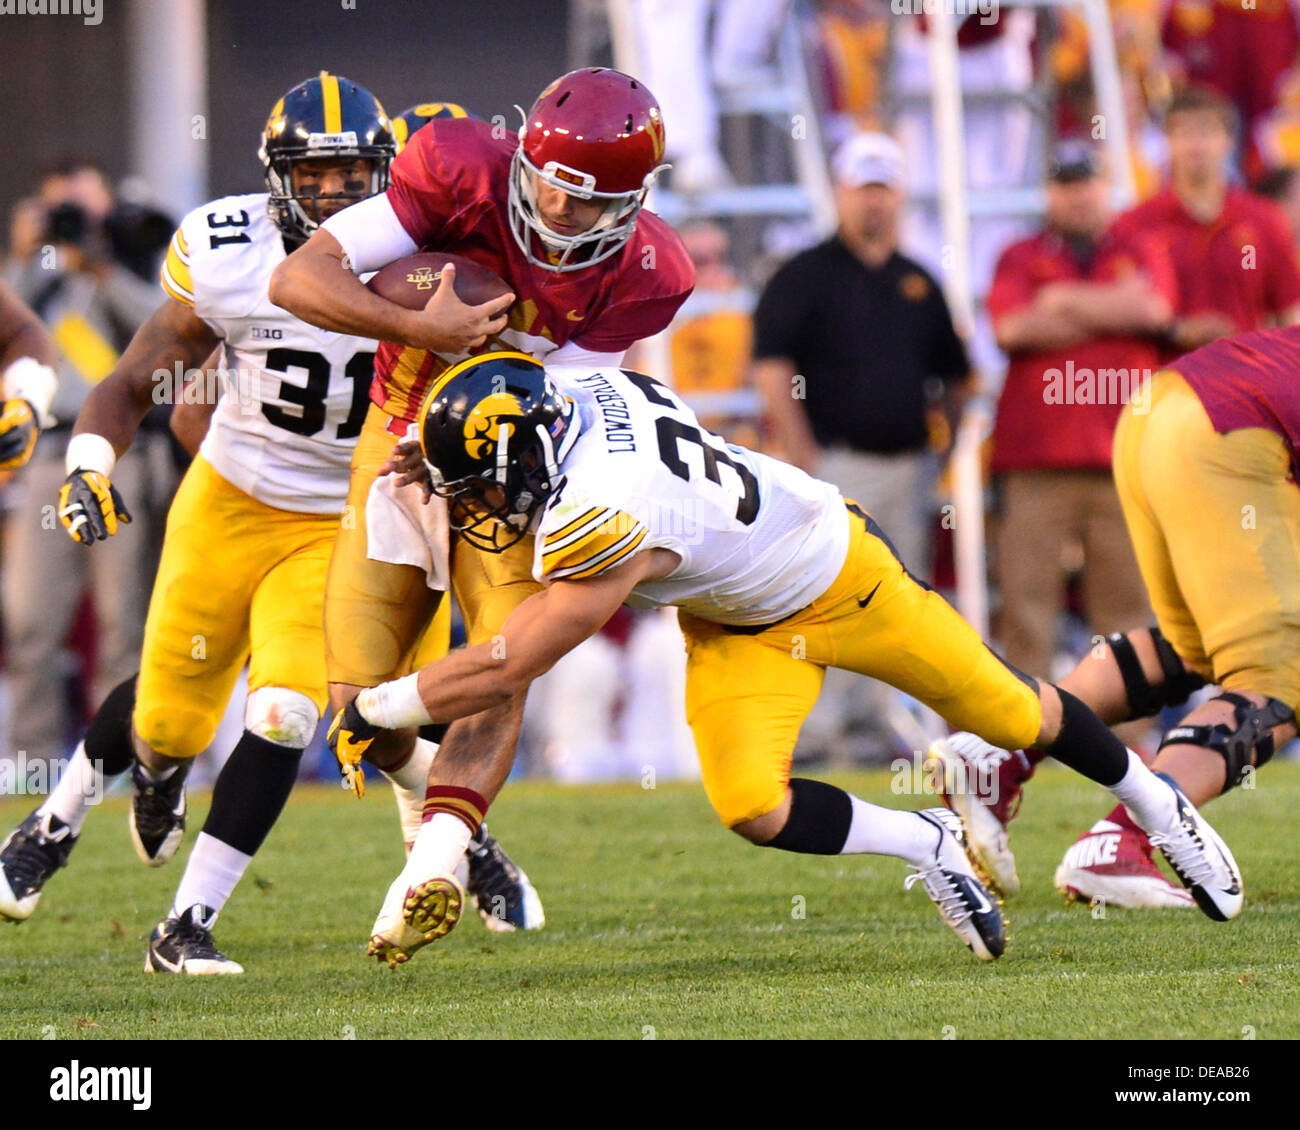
[535,366,850,626]
[160,193,377,513]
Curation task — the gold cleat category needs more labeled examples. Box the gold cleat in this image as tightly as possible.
[366,875,464,970]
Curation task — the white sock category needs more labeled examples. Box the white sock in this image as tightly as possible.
[39,743,110,834]
[1109,749,1177,834]
[384,738,437,850]
[403,812,472,887]
[171,832,252,918]
[840,795,936,866]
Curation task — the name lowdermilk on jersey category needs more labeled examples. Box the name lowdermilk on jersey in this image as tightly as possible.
[573,370,637,453]
[49,1061,151,1111]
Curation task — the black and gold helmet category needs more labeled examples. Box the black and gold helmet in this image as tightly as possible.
[392,101,477,154]
[258,71,396,243]
[417,352,575,552]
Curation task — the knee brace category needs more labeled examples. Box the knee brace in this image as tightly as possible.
[244,687,320,750]
[1108,628,1206,720]
[1158,692,1295,792]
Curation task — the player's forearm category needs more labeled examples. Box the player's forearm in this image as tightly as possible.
[269,236,419,344]
[72,302,217,461]
[170,398,215,457]
[359,645,521,728]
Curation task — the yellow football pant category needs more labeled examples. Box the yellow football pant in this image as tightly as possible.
[324,403,533,691]
[1113,371,1300,709]
[680,503,1044,828]
[134,456,338,760]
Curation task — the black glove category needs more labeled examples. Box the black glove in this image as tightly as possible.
[58,466,133,545]
[327,699,382,798]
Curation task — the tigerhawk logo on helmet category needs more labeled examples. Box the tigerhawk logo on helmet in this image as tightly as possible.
[417,353,576,552]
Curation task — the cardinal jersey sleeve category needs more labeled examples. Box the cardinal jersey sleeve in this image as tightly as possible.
[385,118,500,249]
[572,212,696,354]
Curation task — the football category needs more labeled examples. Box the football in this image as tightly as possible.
[365,252,513,310]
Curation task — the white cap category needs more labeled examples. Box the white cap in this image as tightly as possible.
[832,132,906,190]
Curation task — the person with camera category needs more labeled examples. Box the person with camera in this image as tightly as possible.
[2,158,177,768]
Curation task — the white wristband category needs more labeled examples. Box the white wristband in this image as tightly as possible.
[356,673,433,730]
[2,356,57,427]
[65,432,117,478]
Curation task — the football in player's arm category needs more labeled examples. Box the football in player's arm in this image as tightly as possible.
[0,279,58,473]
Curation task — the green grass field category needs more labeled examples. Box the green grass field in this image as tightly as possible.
[2,763,1298,1040]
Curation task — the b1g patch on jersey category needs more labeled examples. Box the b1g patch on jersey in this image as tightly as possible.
[540,501,647,581]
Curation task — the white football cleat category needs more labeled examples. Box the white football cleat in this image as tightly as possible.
[367,870,465,970]
[927,734,1033,898]
[905,808,1007,962]
[1146,774,1243,921]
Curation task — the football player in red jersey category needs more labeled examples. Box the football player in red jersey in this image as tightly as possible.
[269,68,694,937]
[931,329,1299,909]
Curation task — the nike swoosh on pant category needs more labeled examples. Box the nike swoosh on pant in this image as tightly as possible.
[857,581,882,609]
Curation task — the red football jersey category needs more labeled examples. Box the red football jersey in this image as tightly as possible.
[1173,325,1300,479]
[987,225,1177,473]
[1111,186,1300,363]
[375,118,695,429]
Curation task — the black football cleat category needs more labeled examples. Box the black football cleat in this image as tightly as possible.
[129,759,189,866]
[905,808,1007,961]
[465,823,545,932]
[0,809,78,922]
[144,904,243,975]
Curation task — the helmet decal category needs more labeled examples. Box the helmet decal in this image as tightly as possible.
[463,392,526,461]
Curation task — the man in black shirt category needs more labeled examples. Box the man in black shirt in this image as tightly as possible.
[753,131,970,758]
[754,130,970,580]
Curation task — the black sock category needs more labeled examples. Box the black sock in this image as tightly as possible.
[418,722,449,746]
[84,674,138,777]
[763,778,853,854]
[1042,687,1129,787]
[201,730,302,856]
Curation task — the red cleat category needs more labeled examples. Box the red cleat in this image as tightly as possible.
[1054,806,1195,909]
[926,733,1035,897]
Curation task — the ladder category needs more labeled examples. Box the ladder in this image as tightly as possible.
[574,0,837,414]
[889,0,1136,636]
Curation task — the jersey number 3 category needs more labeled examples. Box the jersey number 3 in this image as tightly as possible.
[623,370,760,525]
